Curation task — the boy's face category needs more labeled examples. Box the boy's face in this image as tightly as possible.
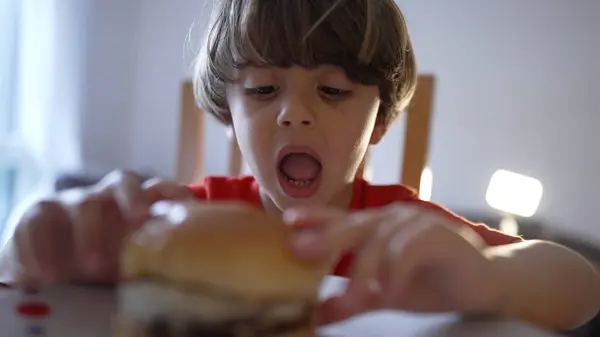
[226,65,385,211]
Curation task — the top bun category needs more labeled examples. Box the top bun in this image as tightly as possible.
[121,201,328,300]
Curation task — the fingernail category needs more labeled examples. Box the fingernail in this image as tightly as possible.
[150,201,171,217]
[291,230,327,259]
[292,230,320,248]
[282,209,304,223]
[366,278,382,295]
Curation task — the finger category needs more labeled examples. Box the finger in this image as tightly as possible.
[285,207,351,261]
[316,297,343,325]
[335,214,415,315]
[282,206,345,229]
[344,217,397,305]
[13,201,72,285]
[385,218,435,307]
[320,287,381,324]
[316,295,366,325]
[289,205,418,262]
[316,282,383,325]
[70,193,110,279]
[98,205,129,282]
[106,171,151,229]
[94,190,131,282]
[12,224,43,284]
[317,204,422,267]
[143,179,195,204]
[27,202,73,284]
[350,206,423,292]
[288,228,328,260]
[289,211,377,262]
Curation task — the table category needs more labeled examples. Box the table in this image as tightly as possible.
[319,276,560,337]
[0,276,559,337]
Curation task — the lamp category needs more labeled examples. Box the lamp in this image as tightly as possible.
[485,169,543,235]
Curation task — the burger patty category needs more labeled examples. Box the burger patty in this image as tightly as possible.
[146,311,311,337]
[118,279,313,336]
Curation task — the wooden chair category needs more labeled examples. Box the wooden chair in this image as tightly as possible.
[355,74,435,190]
[177,81,205,184]
[176,83,246,184]
[177,75,436,193]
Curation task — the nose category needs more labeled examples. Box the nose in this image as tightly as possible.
[276,98,315,128]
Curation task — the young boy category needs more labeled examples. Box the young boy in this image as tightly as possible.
[1,0,598,332]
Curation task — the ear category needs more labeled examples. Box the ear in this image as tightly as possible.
[369,120,387,145]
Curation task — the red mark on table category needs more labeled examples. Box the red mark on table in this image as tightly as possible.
[16,302,51,318]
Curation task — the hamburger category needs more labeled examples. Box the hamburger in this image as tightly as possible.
[114,201,328,337]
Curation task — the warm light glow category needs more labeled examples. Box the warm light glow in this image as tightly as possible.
[486,169,543,217]
[226,127,234,140]
[363,160,373,181]
[499,214,520,236]
[419,166,433,201]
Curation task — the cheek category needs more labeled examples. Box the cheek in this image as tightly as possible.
[323,100,379,180]
[229,108,272,169]
[331,101,379,154]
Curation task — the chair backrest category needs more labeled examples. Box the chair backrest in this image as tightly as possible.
[177,82,205,184]
[399,74,435,192]
[178,74,436,193]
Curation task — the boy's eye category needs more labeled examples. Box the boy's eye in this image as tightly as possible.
[318,86,352,98]
[244,85,278,96]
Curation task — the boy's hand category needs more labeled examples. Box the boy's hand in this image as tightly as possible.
[7,170,194,285]
[284,203,504,324]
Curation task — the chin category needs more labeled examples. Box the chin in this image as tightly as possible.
[115,201,327,337]
[270,191,339,213]
[276,195,325,207]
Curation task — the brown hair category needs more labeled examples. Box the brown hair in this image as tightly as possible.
[193,0,417,126]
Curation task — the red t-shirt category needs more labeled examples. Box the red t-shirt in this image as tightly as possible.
[188,176,522,276]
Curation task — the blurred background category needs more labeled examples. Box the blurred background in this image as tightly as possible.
[1,0,599,265]
[0,0,599,334]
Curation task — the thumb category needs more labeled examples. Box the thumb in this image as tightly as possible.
[316,297,351,325]
[142,179,195,204]
[316,296,365,325]
[284,207,347,263]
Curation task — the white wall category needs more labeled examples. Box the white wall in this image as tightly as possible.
[388,0,600,231]
[79,0,138,175]
[82,0,600,240]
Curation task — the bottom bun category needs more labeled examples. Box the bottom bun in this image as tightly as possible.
[112,315,318,337]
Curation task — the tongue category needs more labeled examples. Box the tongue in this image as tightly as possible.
[281,154,321,181]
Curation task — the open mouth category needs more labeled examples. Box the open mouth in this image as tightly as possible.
[276,149,323,199]
[278,153,322,186]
